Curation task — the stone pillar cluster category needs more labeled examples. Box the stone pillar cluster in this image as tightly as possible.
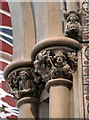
[4,2,83,119]
[4,36,82,118]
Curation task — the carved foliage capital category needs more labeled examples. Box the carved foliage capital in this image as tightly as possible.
[7,68,45,100]
[33,47,78,82]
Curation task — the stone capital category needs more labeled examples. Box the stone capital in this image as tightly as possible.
[4,60,45,100]
[31,37,82,90]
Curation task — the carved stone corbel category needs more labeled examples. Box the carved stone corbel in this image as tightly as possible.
[63,10,83,42]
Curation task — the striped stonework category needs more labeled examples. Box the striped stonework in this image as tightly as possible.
[0,0,18,119]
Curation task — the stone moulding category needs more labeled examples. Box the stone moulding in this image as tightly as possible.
[31,37,82,61]
[45,78,73,92]
[17,97,38,108]
[4,60,33,80]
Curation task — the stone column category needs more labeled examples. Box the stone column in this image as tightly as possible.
[17,97,38,118]
[47,2,64,37]
[31,37,82,118]
[46,78,72,118]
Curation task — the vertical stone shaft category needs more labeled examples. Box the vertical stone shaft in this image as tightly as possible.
[45,79,72,118]
[48,2,64,37]
[49,84,70,118]
[17,97,38,119]
[9,2,35,61]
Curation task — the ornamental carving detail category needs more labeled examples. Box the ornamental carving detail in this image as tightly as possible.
[63,11,82,42]
[33,47,78,82]
[7,68,45,100]
[6,48,78,99]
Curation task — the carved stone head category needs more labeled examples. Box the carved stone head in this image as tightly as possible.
[19,70,30,83]
[54,51,66,67]
[66,11,80,22]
